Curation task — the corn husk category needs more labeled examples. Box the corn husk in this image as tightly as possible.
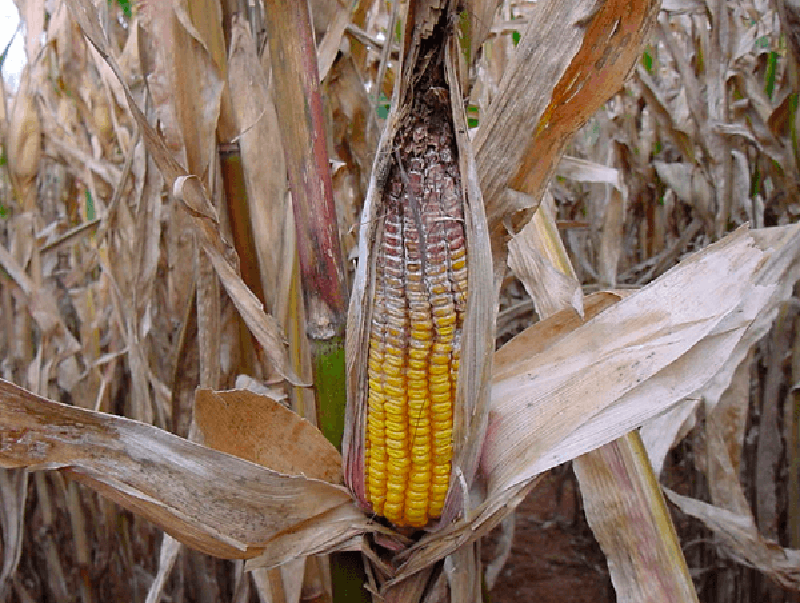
[7,67,42,207]
[342,0,494,529]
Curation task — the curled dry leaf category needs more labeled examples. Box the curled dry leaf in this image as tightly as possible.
[0,378,366,562]
[475,0,659,238]
[507,192,584,319]
[389,223,800,582]
[65,0,305,387]
[665,489,800,589]
[195,389,342,484]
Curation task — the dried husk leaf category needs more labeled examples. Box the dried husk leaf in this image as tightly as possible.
[342,0,494,528]
[392,223,800,580]
[0,378,365,562]
[194,389,342,484]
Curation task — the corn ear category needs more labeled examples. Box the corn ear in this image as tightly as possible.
[343,0,494,531]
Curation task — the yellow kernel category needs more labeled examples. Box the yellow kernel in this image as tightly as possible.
[387,449,412,462]
[407,379,427,391]
[384,352,404,365]
[384,375,404,389]
[405,489,429,505]
[386,438,406,450]
[410,344,433,356]
[383,501,403,518]
[433,429,453,442]
[431,392,451,405]
[431,352,451,364]
[383,364,402,378]
[409,470,432,484]
[430,381,450,395]
[430,481,449,496]
[404,514,428,528]
[411,448,431,463]
[436,325,455,338]
[407,368,427,380]
[368,471,387,485]
[383,383,407,397]
[431,420,451,432]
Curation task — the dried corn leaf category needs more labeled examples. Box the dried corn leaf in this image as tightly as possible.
[665,489,800,589]
[145,535,181,603]
[226,18,289,315]
[639,399,699,476]
[393,223,800,578]
[0,469,27,599]
[475,0,659,235]
[573,434,699,603]
[507,191,584,319]
[0,378,365,562]
[194,389,342,484]
[65,0,304,386]
[168,0,225,177]
[484,226,792,494]
[317,2,351,82]
[245,504,374,571]
[24,0,45,63]
[555,156,622,189]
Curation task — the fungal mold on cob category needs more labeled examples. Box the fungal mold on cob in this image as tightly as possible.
[361,17,468,529]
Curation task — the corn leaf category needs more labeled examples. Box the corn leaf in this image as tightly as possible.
[0,378,369,561]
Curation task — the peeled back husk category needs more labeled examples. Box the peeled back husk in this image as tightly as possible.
[342,0,494,532]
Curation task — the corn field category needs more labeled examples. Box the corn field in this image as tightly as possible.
[1,0,800,602]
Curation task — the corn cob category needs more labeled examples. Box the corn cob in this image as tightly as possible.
[364,87,467,528]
